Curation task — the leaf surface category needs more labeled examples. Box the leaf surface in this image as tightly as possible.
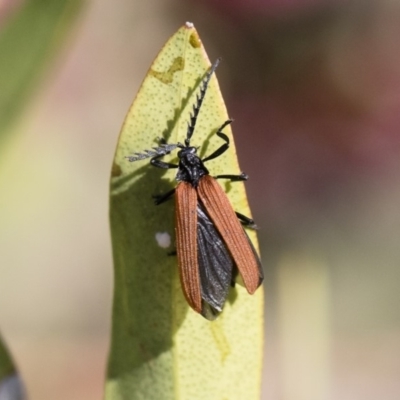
[107,23,264,400]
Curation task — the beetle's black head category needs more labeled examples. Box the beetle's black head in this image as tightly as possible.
[176,146,208,186]
[177,146,197,158]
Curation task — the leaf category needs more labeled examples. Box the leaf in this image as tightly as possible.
[0,0,84,146]
[0,334,14,381]
[107,23,264,400]
[0,332,26,399]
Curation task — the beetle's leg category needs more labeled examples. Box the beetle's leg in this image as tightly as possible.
[235,211,258,229]
[214,172,248,182]
[202,119,232,163]
[150,153,178,169]
[152,188,176,205]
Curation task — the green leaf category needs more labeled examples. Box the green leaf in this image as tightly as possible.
[107,23,264,400]
[0,334,15,381]
[0,0,83,395]
[0,0,84,146]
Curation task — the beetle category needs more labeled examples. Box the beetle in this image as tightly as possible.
[127,59,263,319]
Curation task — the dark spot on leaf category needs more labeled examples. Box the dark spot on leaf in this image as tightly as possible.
[189,32,201,48]
[150,57,185,84]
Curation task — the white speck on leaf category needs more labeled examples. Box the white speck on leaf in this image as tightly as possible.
[155,232,171,248]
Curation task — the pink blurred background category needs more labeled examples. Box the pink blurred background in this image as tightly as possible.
[1,0,400,398]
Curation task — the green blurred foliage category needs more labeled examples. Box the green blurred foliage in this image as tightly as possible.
[0,335,14,380]
[0,0,84,387]
[0,0,84,148]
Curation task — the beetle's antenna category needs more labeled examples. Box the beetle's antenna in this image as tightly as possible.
[126,143,178,162]
[185,58,221,147]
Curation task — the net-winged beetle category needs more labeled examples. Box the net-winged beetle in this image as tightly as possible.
[127,59,263,320]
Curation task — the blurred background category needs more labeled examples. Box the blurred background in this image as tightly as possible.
[1,0,400,399]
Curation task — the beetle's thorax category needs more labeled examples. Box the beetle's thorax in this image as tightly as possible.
[176,146,209,187]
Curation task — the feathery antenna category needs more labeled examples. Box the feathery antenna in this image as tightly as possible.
[126,143,178,162]
[127,59,221,162]
[185,58,221,147]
